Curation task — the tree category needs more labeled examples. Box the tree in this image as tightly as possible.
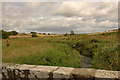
[6,31,18,36]
[32,33,38,37]
[43,33,46,35]
[1,30,18,39]
[11,31,18,35]
[48,33,50,35]
[39,33,41,34]
[64,33,68,36]
[2,31,9,39]
[30,32,37,34]
[70,31,74,35]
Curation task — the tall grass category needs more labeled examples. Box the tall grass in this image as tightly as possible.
[2,31,119,70]
[2,38,81,68]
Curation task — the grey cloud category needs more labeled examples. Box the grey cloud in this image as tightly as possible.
[26,26,75,34]
[2,2,118,34]
[52,2,118,22]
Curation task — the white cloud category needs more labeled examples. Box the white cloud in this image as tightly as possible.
[52,2,118,22]
[25,2,41,8]
[2,2,118,34]
[98,20,117,27]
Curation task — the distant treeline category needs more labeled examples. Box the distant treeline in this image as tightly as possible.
[1,30,53,39]
[1,30,18,39]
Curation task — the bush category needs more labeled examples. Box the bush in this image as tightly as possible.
[32,33,38,37]
[6,31,18,36]
[43,33,46,35]
[90,39,101,43]
[11,31,18,35]
[2,30,18,39]
[73,40,100,57]
[64,33,68,36]
[2,31,9,39]
[48,33,50,35]
[92,44,119,70]
[19,33,27,35]
[30,32,37,34]
[70,31,74,35]
[73,42,85,48]
[101,33,105,35]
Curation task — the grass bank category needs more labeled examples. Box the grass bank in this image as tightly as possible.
[2,31,120,70]
[2,37,81,68]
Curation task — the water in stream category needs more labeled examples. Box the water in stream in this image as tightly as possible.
[81,55,92,68]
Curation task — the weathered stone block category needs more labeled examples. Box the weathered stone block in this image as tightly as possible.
[2,63,120,80]
[53,67,74,79]
[16,64,36,69]
[15,64,37,79]
[2,63,21,69]
[2,63,22,79]
[29,65,59,79]
[71,68,96,79]
[95,70,119,78]
[118,71,120,79]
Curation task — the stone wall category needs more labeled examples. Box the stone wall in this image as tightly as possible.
[1,63,120,80]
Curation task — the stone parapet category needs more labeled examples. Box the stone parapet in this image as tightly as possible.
[1,63,120,80]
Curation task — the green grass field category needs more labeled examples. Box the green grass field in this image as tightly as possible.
[2,31,120,70]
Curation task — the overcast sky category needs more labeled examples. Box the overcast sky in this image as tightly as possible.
[2,2,118,34]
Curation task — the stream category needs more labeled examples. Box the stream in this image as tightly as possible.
[80,55,92,68]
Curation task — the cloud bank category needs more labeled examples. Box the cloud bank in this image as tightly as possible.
[2,2,118,34]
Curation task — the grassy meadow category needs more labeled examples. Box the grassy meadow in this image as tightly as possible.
[2,31,120,70]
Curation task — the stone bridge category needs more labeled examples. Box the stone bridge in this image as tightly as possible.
[1,63,120,80]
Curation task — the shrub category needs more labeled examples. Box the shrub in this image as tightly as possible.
[2,31,9,39]
[6,31,18,35]
[101,33,105,35]
[74,42,85,48]
[2,30,18,39]
[32,33,38,37]
[70,31,74,35]
[64,33,68,36]
[11,31,18,35]
[19,33,27,35]
[92,44,119,70]
[48,33,50,35]
[90,39,101,43]
[73,40,100,57]
[43,33,46,35]
[30,32,37,34]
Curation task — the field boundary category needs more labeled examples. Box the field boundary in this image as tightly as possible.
[2,63,120,79]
